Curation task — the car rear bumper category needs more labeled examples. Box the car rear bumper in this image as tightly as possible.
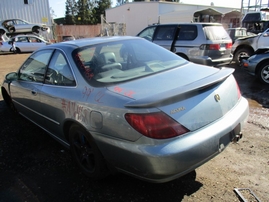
[191,54,233,66]
[92,97,249,183]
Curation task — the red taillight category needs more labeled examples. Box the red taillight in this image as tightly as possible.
[125,112,189,139]
[200,44,220,50]
[235,81,241,100]
[225,43,232,49]
[209,44,220,50]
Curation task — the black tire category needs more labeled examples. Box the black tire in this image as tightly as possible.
[257,62,269,84]
[9,47,20,54]
[177,53,189,61]
[8,26,15,33]
[69,124,108,179]
[32,26,40,34]
[234,48,253,65]
[1,88,17,113]
[15,47,21,53]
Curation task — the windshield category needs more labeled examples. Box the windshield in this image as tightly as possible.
[72,38,187,86]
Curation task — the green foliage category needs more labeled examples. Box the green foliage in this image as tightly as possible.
[64,0,112,25]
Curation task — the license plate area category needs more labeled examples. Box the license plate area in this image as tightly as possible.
[219,123,241,152]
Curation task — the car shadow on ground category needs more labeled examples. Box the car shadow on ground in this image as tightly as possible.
[0,100,203,202]
[228,63,269,108]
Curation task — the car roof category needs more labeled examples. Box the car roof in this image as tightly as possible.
[228,27,247,30]
[149,22,223,26]
[47,36,141,49]
[0,19,26,22]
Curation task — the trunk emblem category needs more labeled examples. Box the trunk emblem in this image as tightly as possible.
[170,107,185,114]
[214,94,220,102]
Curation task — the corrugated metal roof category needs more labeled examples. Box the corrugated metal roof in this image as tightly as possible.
[0,0,52,27]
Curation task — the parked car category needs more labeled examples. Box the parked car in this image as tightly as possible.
[241,48,269,84]
[0,19,48,36]
[137,23,233,66]
[62,35,76,42]
[1,36,249,183]
[231,28,269,64]
[0,34,51,53]
[226,27,256,43]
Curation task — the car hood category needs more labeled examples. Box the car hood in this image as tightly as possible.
[107,63,238,131]
[236,34,258,41]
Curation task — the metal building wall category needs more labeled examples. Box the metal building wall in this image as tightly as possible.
[0,0,52,27]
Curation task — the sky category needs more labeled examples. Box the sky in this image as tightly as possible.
[48,0,256,18]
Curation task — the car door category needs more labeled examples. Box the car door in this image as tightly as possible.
[38,50,76,139]
[16,36,30,52]
[27,36,44,52]
[14,19,30,33]
[257,28,269,48]
[10,49,54,125]
[152,25,178,51]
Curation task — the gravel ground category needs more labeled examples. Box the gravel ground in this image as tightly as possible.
[0,53,268,202]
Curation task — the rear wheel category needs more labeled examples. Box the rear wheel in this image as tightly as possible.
[9,47,20,54]
[8,26,15,33]
[32,26,40,34]
[234,48,253,65]
[69,124,108,179]
[257,62,269,84]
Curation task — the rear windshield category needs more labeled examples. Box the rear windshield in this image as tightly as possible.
[72,38,186,86]
[203,25,231,40]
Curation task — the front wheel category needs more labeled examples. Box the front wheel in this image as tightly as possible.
[1,88,17,113]
[234,48,253,65]
[69,124,108,179]
[257,62,269,84]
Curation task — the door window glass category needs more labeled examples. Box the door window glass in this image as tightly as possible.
[177,25,198,40]
[155,26,176,40]
[19,50,53,82]
[45,50,76,86]
[137,26,156,41]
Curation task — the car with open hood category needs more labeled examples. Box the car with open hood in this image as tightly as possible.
[0,19,48,36]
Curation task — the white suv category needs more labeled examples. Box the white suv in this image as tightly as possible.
[137,23,233,66]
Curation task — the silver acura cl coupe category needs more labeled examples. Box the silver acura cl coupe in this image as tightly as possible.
[1,36,249,183]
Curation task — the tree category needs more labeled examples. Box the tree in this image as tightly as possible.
[64,0,111,25]
[93,0,112,23]
[65,0,77,24]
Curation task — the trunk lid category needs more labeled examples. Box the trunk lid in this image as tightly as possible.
[107,63,239,131]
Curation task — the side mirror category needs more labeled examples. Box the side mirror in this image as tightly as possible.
[5,72,18,82]
[263,33,269,37]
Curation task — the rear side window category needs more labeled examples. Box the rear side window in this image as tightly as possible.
[46,50,76,86]
[177,25,198,40]
[155,25,177,40]
[203,25,231,40]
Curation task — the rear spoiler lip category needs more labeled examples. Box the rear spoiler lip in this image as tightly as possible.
[125,67,234,108]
